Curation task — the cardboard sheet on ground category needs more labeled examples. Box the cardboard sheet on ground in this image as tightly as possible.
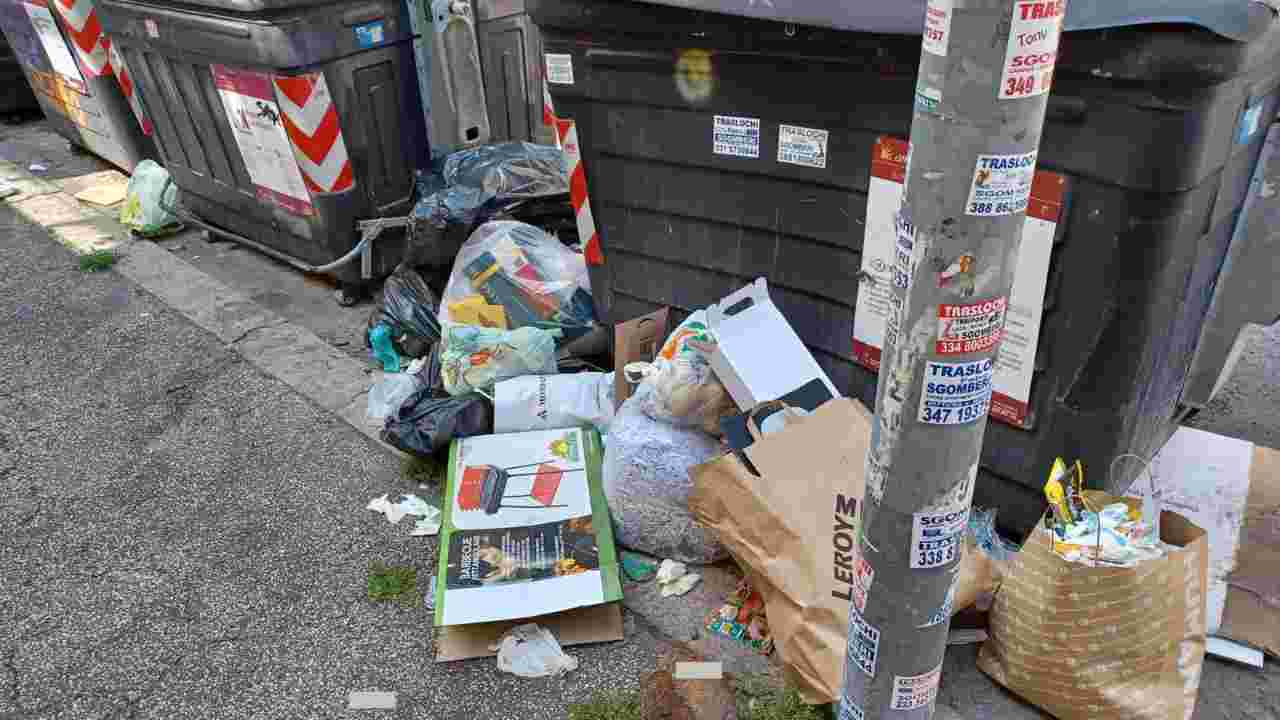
[434,602,624,662]
[1145,427,1280,656]
[433,427,623,633]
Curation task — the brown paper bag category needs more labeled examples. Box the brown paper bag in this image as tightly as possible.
[690,398,871,704]
[977,496,1208,720]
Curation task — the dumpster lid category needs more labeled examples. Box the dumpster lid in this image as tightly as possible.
[633,0,1280,42]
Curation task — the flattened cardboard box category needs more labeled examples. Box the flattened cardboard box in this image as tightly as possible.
[433,427,624,661]
[1220,445,1280,657]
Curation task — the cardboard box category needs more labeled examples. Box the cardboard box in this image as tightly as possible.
[612,308,670,410]
[705,279,838,410]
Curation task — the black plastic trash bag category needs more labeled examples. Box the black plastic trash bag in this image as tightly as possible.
[381,386,493,457]
[411,142,569,231]
[366,264,443,359]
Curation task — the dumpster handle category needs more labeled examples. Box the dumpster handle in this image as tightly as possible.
[155,177,408,279]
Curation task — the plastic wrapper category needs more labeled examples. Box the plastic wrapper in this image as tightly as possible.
[412,142,569,231]
[602,385,726,564]
[119,160,181,237]
[438,324,559,396]
[367,372,424,423]
[493,372,615,434]
[492,624,578,678]
[625,311,735,435]
[381,385,493,458]
[439,221,596,345]
[366,265,442,359]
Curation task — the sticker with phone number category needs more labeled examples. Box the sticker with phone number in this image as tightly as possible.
[910,504,970,569]
[918,359,994,425]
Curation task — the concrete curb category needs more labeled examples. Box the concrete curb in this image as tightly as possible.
[0,158,387,449]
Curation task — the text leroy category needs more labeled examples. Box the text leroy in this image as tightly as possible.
[831,493,860,602]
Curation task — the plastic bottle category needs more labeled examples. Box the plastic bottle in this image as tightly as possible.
[370,323,402,373]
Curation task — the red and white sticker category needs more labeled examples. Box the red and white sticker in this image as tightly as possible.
[937,297,1007,355]
[853,137,1067,429]
[851,556,874,614]
[891,665,942,710]
[274,73,355,196]
[212,65,314,216]
[999,0,1065,99]
[922,0,953,57]
[49,0,111,78]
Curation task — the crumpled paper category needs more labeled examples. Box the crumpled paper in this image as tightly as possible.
[367,494,441,536]
[656,559,701,597]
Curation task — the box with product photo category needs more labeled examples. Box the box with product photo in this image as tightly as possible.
[432,427,624,660]
[706,279,838,411]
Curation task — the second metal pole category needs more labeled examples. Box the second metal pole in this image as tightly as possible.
[841,1,1066,717]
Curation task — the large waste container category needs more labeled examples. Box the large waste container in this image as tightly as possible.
[0,0,153,170]
[531,0,1280,538]
[0,33,39,118]
[98,0,429,296]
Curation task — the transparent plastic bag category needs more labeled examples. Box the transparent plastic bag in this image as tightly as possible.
[602,385,726,564]
[438,324,559,396]
[491,624,578,678]
[411,142,569,231]
[438,221,595,345]
[366,372,423,423]
[119,160,181,237]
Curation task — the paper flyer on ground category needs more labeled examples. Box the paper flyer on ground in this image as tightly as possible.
[434,427,621,627]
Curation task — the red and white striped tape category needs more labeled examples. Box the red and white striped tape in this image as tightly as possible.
[107,43,151,135]
[51,0,111,77]
[554,117,603,266]
[273,73,354,194]
[543,80,560,149]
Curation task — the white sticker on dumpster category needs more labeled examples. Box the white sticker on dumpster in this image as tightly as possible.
[22,0,85,93]
[967,152,1036,216]
[999,0,1065,99]
[919,359,993,426]
[922,0,953,56]
[713,115,761,159]
[212,65,315,217]
[847,610,880,677]
[891,666,942,710]
[777,124,828,169]
[545,53,573,85]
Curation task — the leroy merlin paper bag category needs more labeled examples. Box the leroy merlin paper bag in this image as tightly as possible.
[978,496,1208,720]
[689,398,871,704]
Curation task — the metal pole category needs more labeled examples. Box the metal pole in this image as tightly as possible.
[841,1,1066,718]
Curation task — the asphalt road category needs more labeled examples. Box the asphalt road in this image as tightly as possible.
[0,204,669,720]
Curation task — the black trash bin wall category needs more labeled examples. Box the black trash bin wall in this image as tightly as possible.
[98,0,429,288]
[531,0,1280,539]
[0,0,154,171]
[0,32,39,116]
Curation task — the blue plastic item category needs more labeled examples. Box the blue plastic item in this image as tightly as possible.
[370,323,403,373]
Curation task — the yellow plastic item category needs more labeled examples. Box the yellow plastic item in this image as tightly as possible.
[448,295,508,329]
[1044,457,1074,527]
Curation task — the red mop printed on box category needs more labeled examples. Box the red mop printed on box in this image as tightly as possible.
[554,117,603,266]
[107,43,151,135]
[212,65,314,216]
[51,0,110,77]
[273,73,354,195]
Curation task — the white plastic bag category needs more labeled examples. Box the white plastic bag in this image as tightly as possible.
[603,385,726,564]
[437,221,595,344]
[119,160,180,236]
[491,624,579,678]
[493,372,615,433]
[366,373,423,423]
[439,324,559,396]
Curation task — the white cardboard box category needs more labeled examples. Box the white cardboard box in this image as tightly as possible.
[707,279,838,410]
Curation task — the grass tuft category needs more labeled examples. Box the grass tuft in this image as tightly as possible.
[367,561,421,607]
[79,249,117,272]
